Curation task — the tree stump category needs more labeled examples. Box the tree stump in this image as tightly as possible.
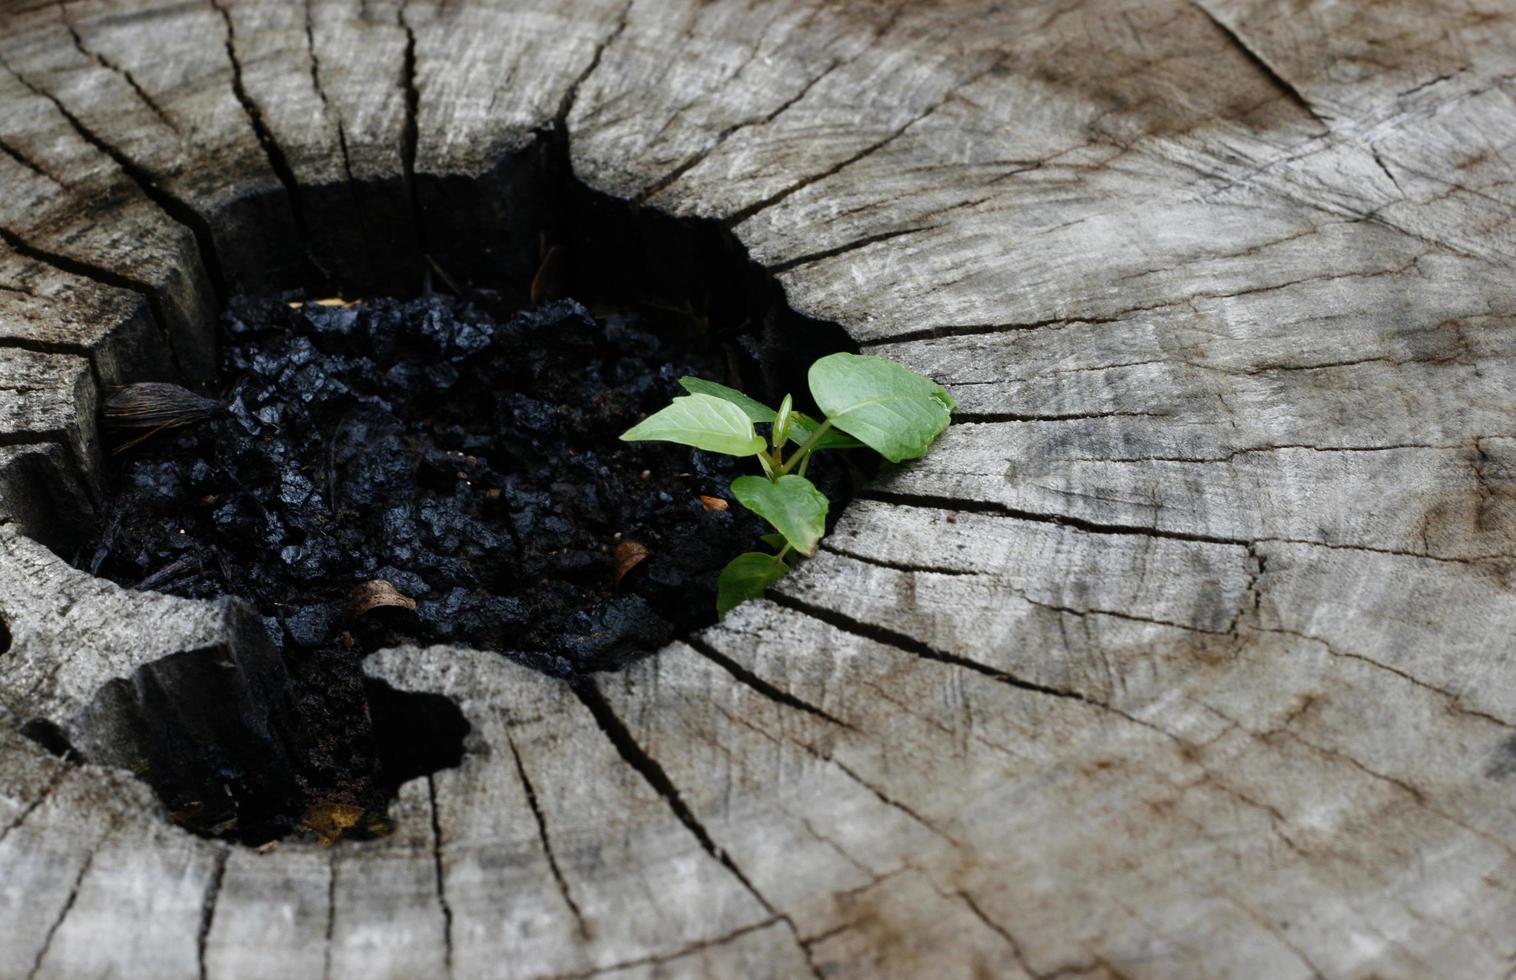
[2,0,1515,977]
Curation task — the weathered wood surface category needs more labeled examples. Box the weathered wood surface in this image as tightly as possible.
[1,0,1515,977]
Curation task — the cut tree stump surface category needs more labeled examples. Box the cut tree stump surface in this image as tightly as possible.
[2,0,1515,977]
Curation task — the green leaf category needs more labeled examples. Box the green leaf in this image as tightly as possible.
[620,393,766,456]
[731,474,829,556]
[790,412,866,451]
[677,377,775,425]
[772,393,794,450]
[807,353,955,462]
[717,552,791,616]
[678,376,869,451]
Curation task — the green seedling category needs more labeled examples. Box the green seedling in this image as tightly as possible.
[620,352,955,615]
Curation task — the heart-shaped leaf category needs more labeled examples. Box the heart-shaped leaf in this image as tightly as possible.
[731,474,829,556]
[677,377,776,424]
[620,393,766,456]
[679,377,868,452]
[807,353,955,462]
[717,552,791,616]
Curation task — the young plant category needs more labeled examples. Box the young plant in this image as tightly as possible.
[620,352,955,615]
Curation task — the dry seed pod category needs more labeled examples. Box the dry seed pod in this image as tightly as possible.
[614,539,650,587]
[103,383,220,429]
[103,383,222,451]
[345,579,417,621]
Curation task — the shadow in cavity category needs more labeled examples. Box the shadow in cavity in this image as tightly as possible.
[367,679,471,795]
[52,607,469,846]
[0,613,10,654]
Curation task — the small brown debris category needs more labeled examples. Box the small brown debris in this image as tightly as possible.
[530,244,567,302]
[345,579,417,621]
[614,539,650,587]
[103,383,221,451]
[946,513,958,524]
[302,802,366,847]
[699,495,729,511]
[287,297,360,308]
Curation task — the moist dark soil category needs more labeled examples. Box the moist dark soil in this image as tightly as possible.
[79,292,852,843]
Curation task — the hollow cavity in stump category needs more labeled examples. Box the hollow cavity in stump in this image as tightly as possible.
[88,292,853,671]
[67,276,854,846]
[18,150,857,847]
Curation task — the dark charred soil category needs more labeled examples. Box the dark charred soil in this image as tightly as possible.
[75,288,855,843]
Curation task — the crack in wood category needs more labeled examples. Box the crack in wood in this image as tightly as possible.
[632,44,852,205]
[767,224,936,274]
[683,633,854,729]
[55,0,181,135]
[543,915,783,980]
[0,224,184,382]
[1186,0,1332,132]
[1252,623,1516,731]
[0,60,228,310]
[321,851,337,980]
[24,821,112,980]
[196,846,229,980]
[722,52,1010,228]
[827,756,961,849]
[424,774,457,972]
[503,736,587,940]
[0,764,69,847]
[858,489,1251,549]
[570,677,823,976]
[0,136,57,184]
[302,0,372,267]
[766,591,1096,708]
[553,0,634,134]
[396,1,425,257]
[209,0,320,282]
[570,678,775,910]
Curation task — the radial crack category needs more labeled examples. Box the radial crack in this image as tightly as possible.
[767,225,935,274]
[767,591,1094,705]
[26,829,108,980]
[0,61,227,307]
[503,737,588,939]
[1187,0,1329,130]
[209,0,319,281]
[858,489,1250,548]
[634,57,844,205]
[723,54,1008,227]
[196,846,229,980]
[56,1,181,134]
[684,633,854,728]
[553,0,634,133]
[570,678,778,910]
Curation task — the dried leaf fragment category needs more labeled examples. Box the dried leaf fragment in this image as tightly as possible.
[302,802,366,847]
[614,539,650,587]
[288,297,359,308]
[346,579,417,621]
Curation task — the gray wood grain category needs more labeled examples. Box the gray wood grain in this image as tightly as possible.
[1,0,1514,976]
